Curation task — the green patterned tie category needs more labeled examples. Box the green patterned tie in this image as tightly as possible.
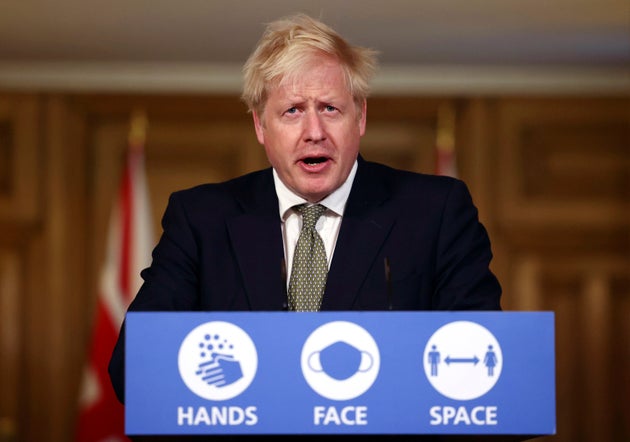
[288,204,328,311]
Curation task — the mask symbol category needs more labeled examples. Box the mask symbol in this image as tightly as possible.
[307,340,373,380]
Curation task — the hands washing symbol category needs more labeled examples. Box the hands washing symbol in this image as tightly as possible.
[194,334,243,387]
[196,353,244,387]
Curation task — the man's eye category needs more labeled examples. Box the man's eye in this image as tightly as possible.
[325,105,337,112]
[285,107,298,114]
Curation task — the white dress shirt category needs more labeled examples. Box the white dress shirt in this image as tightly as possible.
[273,160,358,286]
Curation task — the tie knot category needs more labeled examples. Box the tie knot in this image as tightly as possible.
[297,204,326,230]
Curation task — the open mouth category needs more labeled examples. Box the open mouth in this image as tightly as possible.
[303,157,328,165]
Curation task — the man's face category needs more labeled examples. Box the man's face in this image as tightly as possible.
[253,54,366,203]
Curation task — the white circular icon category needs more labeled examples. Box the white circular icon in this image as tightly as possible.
[178,321,257,401]
[301,321,380,401]
[423,321,502,400]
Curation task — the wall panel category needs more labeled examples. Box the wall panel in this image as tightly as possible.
[491,97,630,442]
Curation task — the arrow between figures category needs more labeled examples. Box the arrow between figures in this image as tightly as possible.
[445,355,480,365]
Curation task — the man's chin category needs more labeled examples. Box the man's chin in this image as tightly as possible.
[296,185,333,203]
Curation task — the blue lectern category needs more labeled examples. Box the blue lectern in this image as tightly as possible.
[125,311,555,436]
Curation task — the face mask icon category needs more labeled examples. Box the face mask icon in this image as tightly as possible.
[307,340,374,380]
[301,321,380,400]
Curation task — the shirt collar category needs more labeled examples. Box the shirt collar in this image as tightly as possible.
[274,160,358,220]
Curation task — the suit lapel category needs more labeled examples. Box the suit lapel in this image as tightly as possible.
[226,170,286,310]
[225,161,396,311]
[321,159,395,310]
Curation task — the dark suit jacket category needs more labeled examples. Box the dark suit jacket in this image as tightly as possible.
[109,157,501,403]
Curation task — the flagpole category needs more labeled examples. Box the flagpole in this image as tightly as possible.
[435,102,458,178]
[128,109,148,152]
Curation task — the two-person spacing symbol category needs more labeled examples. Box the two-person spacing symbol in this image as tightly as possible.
[428,344,499,377]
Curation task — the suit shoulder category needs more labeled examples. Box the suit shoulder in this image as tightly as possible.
[176,168,271,192]
[362,160,463,196]
[169,168,272,202]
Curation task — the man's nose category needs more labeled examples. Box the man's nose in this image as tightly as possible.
[303,112,325,142]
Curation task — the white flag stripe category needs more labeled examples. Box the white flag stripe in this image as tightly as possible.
[100,200,127,327]
[130,152,153,303]
[100,151,154,330]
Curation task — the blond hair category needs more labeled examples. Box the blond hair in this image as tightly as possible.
[242,14,378,114]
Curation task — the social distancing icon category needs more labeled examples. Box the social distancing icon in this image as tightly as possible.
[423,321,502,400]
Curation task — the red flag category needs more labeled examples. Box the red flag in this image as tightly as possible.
[435,103,458,178]
[76,111,153,441]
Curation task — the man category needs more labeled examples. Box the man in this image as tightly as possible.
[109,13,501,404]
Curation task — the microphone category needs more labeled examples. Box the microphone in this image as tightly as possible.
[384,257,393,310]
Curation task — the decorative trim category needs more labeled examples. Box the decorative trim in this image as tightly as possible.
[0,62,628,95]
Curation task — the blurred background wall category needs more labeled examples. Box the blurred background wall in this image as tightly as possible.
[0,1,628,441]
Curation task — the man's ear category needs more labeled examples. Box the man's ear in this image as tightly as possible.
[252,110,265,145]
